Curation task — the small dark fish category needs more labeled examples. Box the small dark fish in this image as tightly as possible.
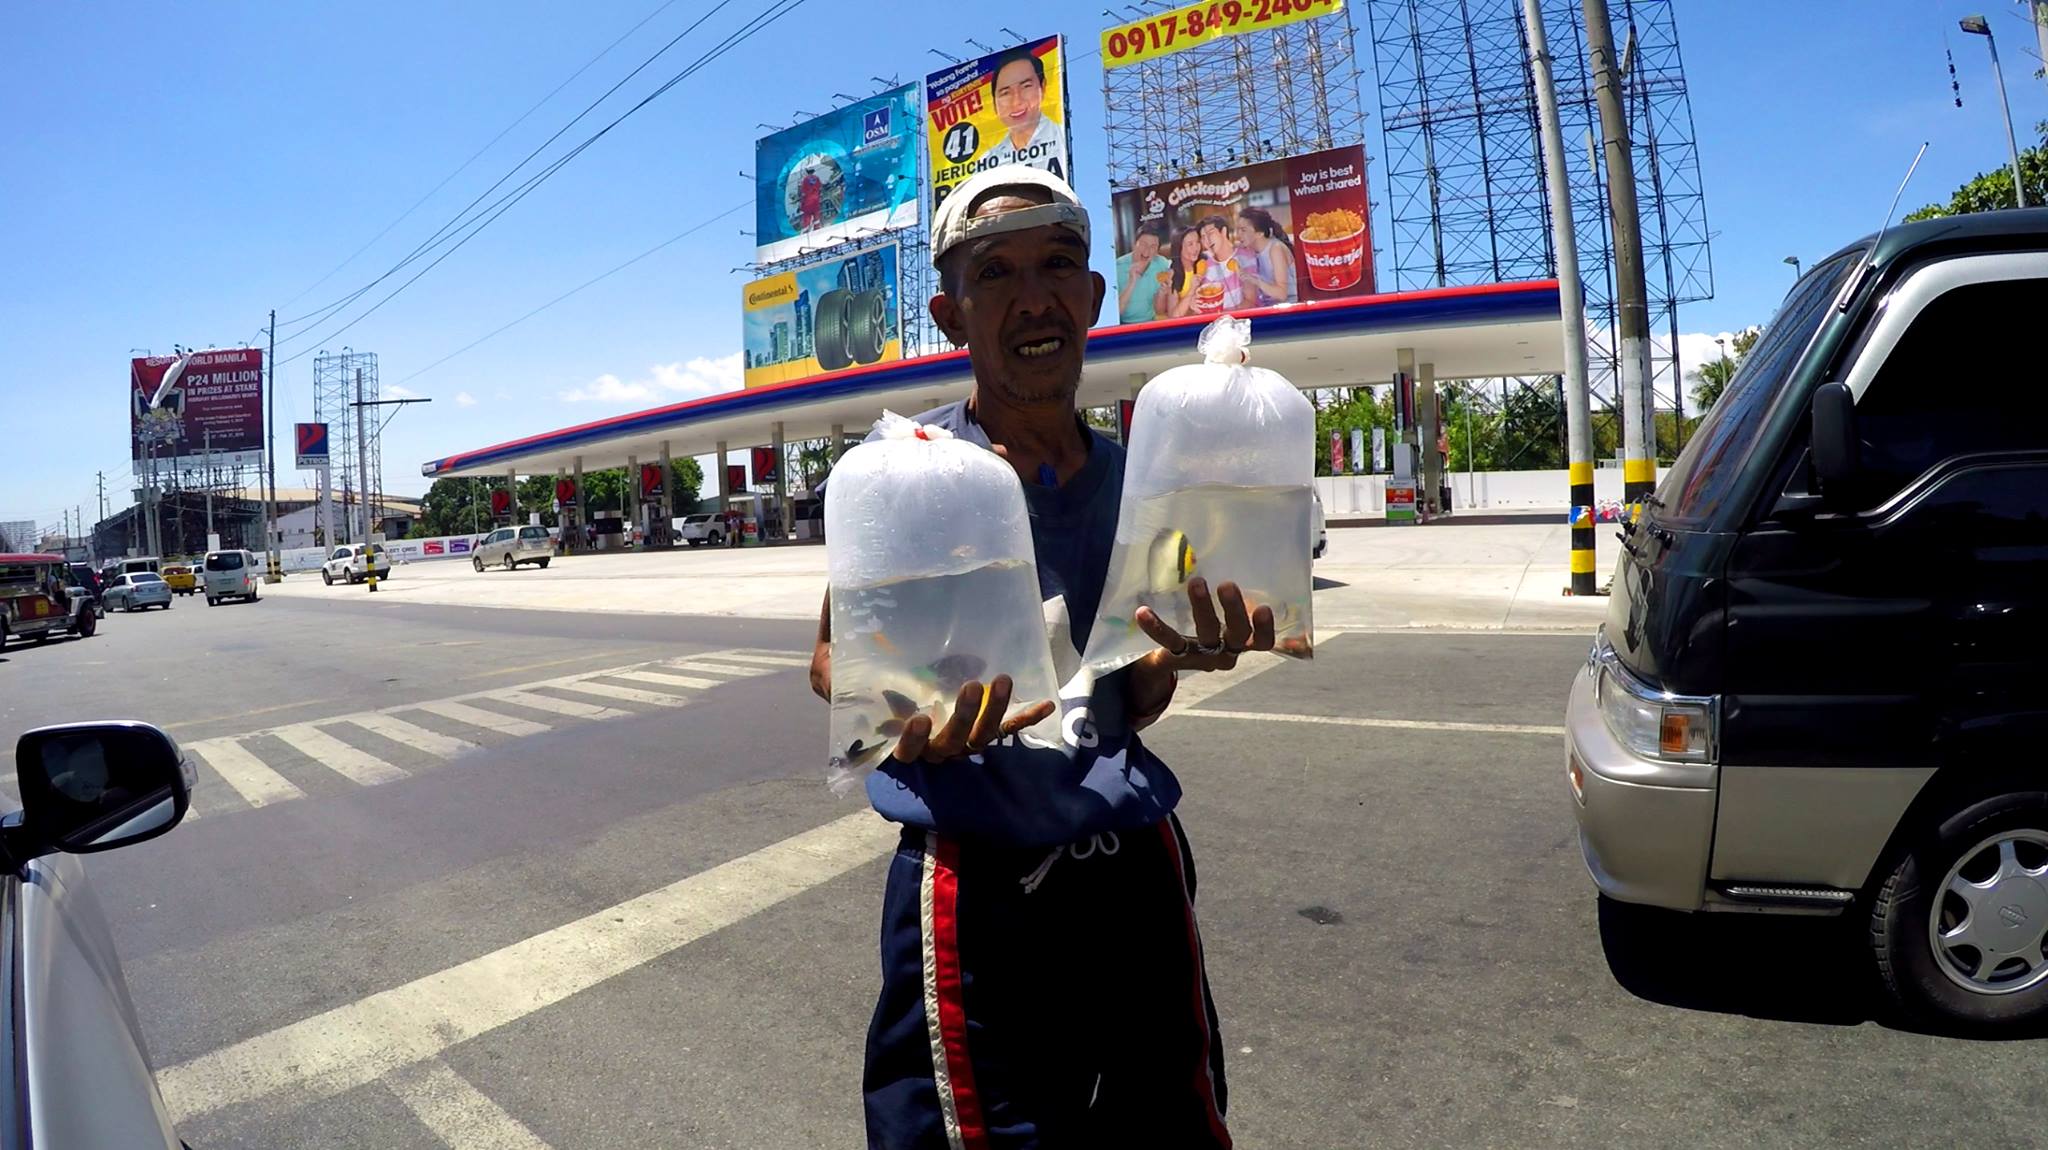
[838,738,892,769]
[918,653,988,694]
[882,689,919,719]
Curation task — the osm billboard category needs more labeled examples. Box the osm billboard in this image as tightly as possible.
[754,85,920,264]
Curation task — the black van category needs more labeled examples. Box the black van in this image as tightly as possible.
[1567,210,2048,1029]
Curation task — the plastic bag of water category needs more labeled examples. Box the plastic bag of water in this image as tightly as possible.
[1079,315,1316,677]
[824,412,1063,795]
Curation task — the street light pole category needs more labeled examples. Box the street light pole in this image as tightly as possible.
[1783,255,1801,280]
[1960,15,2028,208]
[349,393,432,593]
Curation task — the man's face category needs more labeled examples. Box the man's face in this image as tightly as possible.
[1133,232,1161,262]
[993,60,1045,132]
[1201,222,1227,252]
[931,193,1105,407]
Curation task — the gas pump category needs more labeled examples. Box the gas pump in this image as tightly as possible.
[555,477,579,554]
[639,463,672,548]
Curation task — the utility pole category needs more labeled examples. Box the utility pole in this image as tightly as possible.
[203,428,215,545]
[1584,0,1655,517]
[355,368,376,592]
[1528,0,1599,595]
[2034,1,2048,97]
[265,310,280,581]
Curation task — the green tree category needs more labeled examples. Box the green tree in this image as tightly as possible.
[670,457,703,508]
[413,477,504,538]
[1688,326,1760,412]
[1312,388,1394,475]
[1904,135,2048,222]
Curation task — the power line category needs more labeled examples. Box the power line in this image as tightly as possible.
[276,0,811,366]
[392,200,747,388]
[276,0,744,337]
[276,0,689,316]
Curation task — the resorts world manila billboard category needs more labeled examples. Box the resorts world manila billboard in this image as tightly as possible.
[130,348,265,474]
[1107,144,1373,324]
[926,36,1071,212]
[742,243,901,389]
[754,85,919,264]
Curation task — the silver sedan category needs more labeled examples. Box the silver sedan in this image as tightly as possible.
[102,572,173,612]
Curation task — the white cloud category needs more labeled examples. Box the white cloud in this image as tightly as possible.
[455,391,478,407]
[386,383,421,399]
[558,352,743,406]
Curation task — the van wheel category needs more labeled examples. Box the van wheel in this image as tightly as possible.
[1872,790,2048,1032]
[322,569,334,586]
[76,611,95,638]
[473,557,485,573]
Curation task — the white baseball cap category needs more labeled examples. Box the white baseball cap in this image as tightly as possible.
[930,164,1090,268]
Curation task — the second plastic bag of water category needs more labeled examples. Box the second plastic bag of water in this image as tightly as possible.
[824,413,1063,795]
[1079,316,1317,678]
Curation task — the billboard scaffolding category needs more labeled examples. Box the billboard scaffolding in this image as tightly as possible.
[1364,0,1712,454]
[1100,0,1371,194]
[313,350,380,544]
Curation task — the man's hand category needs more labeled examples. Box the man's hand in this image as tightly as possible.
[1124,579,1276,728]
[891,675,1057,764]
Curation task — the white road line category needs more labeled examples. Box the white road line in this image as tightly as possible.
[412,701,552,739]
[487,690,625,720]
[186,739,307,808]
[689,651,808,668]
[1178,708,1566,737]
[541,679,691,708]
[387,1059,554,1150]
[273,725,412,786]
[658,659,772,678]
[158,811,901,1124]
[616,669,722,691]
[343,713,480,760]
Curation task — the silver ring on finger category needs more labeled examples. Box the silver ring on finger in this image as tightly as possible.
[1192,639,1228,656]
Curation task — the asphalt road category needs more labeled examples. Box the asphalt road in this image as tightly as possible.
[5,594,2042,1148]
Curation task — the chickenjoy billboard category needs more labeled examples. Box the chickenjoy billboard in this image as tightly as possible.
[130,348,265,474]
[1107,144,1373,324]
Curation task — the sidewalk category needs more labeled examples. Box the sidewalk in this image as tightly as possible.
[270,521,1615,633]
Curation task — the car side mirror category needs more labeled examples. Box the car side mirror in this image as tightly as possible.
[8,722,193,865]
[1810,381,1858,490]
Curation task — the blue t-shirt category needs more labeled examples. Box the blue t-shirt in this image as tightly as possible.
[854,401,1183,847]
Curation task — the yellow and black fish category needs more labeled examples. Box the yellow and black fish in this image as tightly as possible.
[1147,529,1197,592]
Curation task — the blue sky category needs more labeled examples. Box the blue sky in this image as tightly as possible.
[4,1,2045,533]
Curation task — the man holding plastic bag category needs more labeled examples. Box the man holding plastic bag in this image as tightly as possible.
[812,166,1281,1150]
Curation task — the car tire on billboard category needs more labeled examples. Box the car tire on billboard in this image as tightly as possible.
[815,290,853,372]
[849,290,887,366]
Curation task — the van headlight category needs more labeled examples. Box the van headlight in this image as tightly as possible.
[1591,637,1716,764]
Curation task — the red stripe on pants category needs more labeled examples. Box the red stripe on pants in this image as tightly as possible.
[1158,821,1233,1148]
[930,837,991,1149]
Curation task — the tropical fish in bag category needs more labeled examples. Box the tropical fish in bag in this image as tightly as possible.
[823,412,1063,795]
[1079,316,1316,678]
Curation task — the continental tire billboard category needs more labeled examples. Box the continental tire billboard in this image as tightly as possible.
[926,36,1071,212]
[743,243,900,388]
[130,348,265,474]
[1107,144,1372,324]
[754,86,920,264]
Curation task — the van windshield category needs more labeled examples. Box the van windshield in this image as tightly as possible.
[1657,248,1864,524]
[206,552,245,571]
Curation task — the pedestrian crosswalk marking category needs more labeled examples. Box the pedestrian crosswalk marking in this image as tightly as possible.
[188,739,308,808]
[543,679,691,708]
[413,700,552,738]
[344,713,480,760]
[272,725,412,786]
[616,669,722,691]
[158,649,797,824]
[489,689,625,720]
[659,659,773,678]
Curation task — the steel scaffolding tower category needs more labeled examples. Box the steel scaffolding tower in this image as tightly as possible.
[1365,0,1711,450]
[1101,4,1372,190]
[312,350,380,543]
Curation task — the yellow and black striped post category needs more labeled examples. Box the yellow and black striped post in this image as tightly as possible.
[1623,456,1656,523]
[1569,461,1597,595]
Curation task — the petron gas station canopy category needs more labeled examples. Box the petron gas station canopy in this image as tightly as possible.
[419,281,1563,484]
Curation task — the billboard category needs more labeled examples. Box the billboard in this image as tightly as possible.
[131,348,264,474]
[294,422,330,469]
[754,85,919,264]
[926,36,1071,212]
[1101,0,1346,69]
[742,242,900,388]
[1108,144,1372,323]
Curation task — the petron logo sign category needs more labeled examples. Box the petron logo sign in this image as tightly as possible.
[294,422,330,469]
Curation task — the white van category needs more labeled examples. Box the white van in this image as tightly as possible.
[201,550,261,605]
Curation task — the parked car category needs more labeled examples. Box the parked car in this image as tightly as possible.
[472,525,553,572]
[101,572,172,612]
[1311,489,1327,560]
[160,563,198,597]
[676,513,726,547]
[0,554,100,646]
[1570,211,2048,1032]
[4,719,197,1147]
[202,549,261,605]
[321,544,391,585]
